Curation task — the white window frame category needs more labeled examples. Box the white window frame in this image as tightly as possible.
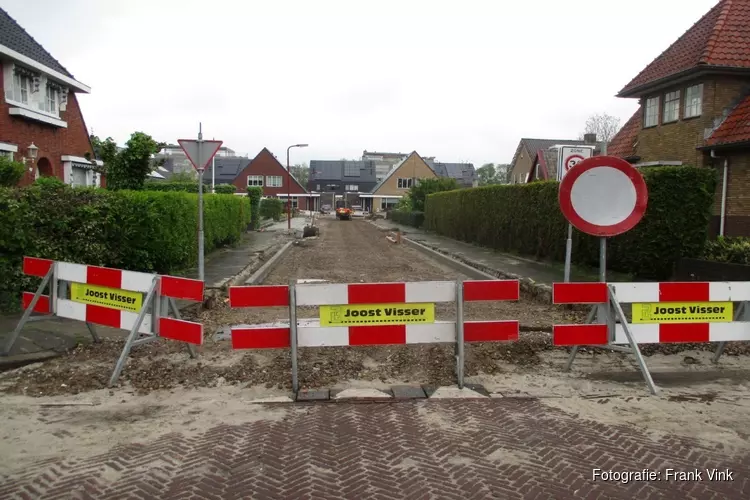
[644,96,659,127]
[345,184,359,191]
[0,142,17,161]
[266,175,283,188]
[46,85,58,114]
[13,72,30,104]
[663,90,680,123]
[685,84,703,118]
[397,178,413,189]
[247,175,264,187]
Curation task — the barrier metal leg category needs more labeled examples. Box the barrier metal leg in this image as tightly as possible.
[2,267,53,355]
[85,323,101,343]
[109,279,157,387]
[168,298,197,359]
[564,306,597,372]
[608,285,658,396]
[712,301,746,364]
[289,281,299,393]
[455,279,465,389]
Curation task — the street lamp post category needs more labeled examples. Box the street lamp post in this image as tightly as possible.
[286,143,308,231]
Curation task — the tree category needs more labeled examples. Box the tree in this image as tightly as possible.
[290,162,309,187]
[99,132,164,191]
[581,113,621,143]
[408,177,460,212]
[476,163,510,185]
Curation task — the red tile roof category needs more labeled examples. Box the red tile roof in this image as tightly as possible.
[619,0,750,96]
[606,109,641,158]
[706,94,750,146]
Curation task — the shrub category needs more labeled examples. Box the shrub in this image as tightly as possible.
[247,187,263,229]
[214,184,237,194]
[703,237,750,266]
[424,166,717,279]
[0,185,251,312]
[260,197,284,221]
[387,210,425,228]
[0,156,25,187]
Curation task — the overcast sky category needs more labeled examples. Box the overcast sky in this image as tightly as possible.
[3,0,718,165]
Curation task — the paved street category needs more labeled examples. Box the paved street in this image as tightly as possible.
[1,398,747,499]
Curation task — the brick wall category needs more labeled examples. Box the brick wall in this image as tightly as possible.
[0,61,94,187]
[636,76,750,167]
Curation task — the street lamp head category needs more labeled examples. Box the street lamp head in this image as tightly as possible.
[294,144,309,148]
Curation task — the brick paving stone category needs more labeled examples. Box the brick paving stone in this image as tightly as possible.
[1,399,749,499]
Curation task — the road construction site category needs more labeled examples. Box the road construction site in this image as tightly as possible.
[1,217,750,498]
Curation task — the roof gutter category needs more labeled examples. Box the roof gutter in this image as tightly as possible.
[710,149,729,237]
[617,66,750,98]
[0,43,91,93]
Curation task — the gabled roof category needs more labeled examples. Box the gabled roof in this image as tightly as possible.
[203,157,251,184]
[370,151,437,193]
[511,138,589,167]
[705,94,750,147]
[606,109,642,158]
[425,160,476,186]
[618,0,750,96]
[0,7,73,77]
[250,148,308,191]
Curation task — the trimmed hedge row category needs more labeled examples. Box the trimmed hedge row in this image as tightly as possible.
[0,184,251,312]
[387,210,425,228]
[424,167,717,279]
[144,181,237,194]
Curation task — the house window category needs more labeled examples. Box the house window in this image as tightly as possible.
[345,184,358,191]
[663,90,680,123]
[46,85,58,114]
[316,184,321,191]
[247,175,263,186]
[266,175,283,187]
[644,96,659,127]
[13,73,30,104]
[397,178,413,189]
[0,150,13,160]
[685,84,703,118]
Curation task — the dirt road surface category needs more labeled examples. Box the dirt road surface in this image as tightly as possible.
[2,217,750,497]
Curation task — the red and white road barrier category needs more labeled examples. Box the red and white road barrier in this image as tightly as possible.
[228,279,520,390]
[10,256,206,386]
[553,281,750,345]
[229,280,520,349]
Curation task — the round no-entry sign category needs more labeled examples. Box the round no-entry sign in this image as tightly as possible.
[558,156,648,237]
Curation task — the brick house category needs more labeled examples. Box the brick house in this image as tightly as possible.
[308,159,379,211]
[607,0,750,236]
[232,148,315,210]
[0,8,100,187]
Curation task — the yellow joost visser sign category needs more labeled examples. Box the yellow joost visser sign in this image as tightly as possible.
[320,303,435,326]
[632,302,733,324]
[70,283,143,313]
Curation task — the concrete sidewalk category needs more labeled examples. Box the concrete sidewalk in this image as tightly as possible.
[0,219,307,368]
[372,219,631,285]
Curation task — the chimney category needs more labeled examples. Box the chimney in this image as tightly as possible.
[584,133,597,144]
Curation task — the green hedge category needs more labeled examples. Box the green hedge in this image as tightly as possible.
[260,198,284,221]
[214,184,237,194]
[424,167,717,279]
[703,237,750,265]
[0,184,251,312]
[387,210,425,228]
[144,181,236,194]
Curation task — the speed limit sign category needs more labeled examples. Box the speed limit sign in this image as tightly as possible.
[556,146,594,181]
